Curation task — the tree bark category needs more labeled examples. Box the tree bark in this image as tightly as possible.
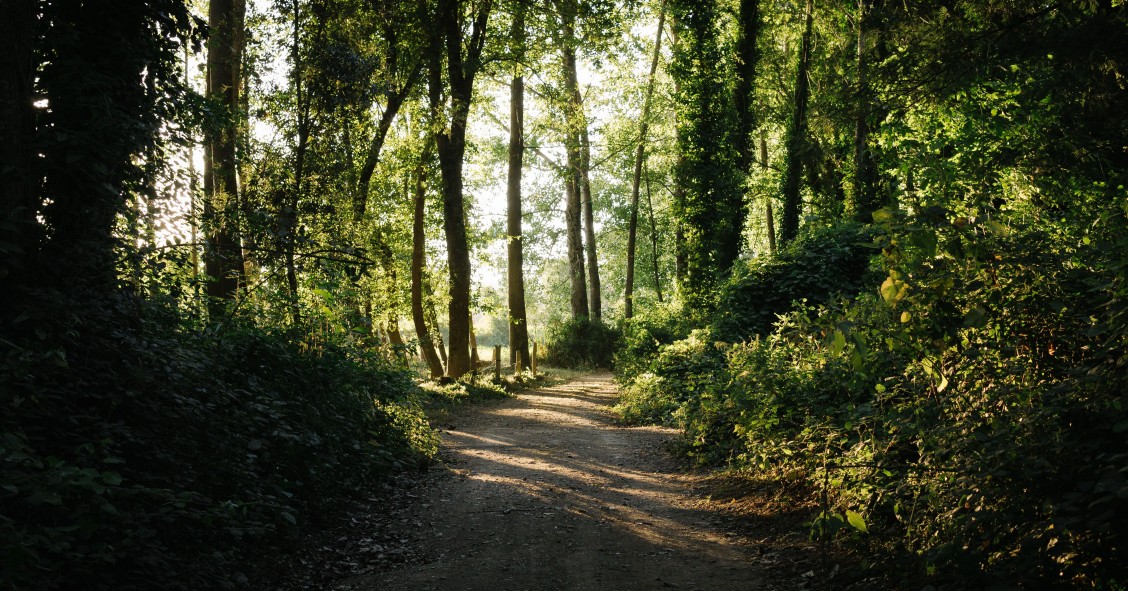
[411,143,445,378]
[644,166,664,304]
[625,0,666,319]
[732,0,762,256]
[561,0,589,320]
[285,0,306,325]
[203,0,246,311]
[424,272,448,365]
[761,131,777,253]
[430,0,491,378]
[506,4,531,371]
[779,0,814,245]
[850,0,879,222]
[580,123,601,320]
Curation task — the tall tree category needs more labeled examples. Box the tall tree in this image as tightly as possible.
[506,2,531,371]
[849,0,881,222]
[560,0,589,320]
[732,0,762,245]
[625,0,666,319]
[779,0,814,245]
[580,119,601,319]
[429,0,492,378]
[669,0,742,310]
[411,142,445,378]
[203,0,247,310]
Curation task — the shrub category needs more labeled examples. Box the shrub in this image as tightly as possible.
[542,317,620,369]
[0,293,437,590]
[711,221,880,341]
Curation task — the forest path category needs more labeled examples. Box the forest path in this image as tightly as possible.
[276,373,821,590]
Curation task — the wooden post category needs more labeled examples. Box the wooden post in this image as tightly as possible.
[531,341,538,376]
[494,345,501,380]
[515,349,523,376]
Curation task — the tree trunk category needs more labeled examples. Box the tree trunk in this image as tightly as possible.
[412,143,445,378]
[779,0,814,245]
[0,0,36,297]
[761,131,776,253]
[469,314,480,368]
[732,0,762,258]
[506,4,531,371]
[850,0,880,222]
[203,0,246,311]
[424,272,448,365]
[580,123,601,320]
[625,0,666,319]
[561,1,589,320]
[284,0,306,325]
[645,166,664,304]
[430,0,491,378]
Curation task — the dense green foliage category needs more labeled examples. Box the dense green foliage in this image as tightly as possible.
[542,317,620,369]
[617,209,1128,585]
[712,222,878,341]
[0,295,436,589]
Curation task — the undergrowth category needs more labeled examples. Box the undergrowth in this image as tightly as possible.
[0,293,437,590]
[614,210,1128,588]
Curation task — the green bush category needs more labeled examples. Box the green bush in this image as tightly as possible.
[711,221,880,341]
[542,317,620,369]
[612,211,1128,588]
[0,294,437,590]
[614,302,696,383]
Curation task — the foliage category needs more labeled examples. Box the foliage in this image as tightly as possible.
[712,221,880,341]
[542,317,620,369]
[615,205,1128,586]
[0,294,436,590]
[614,302,697,383]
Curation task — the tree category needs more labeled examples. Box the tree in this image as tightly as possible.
[506,1,532,371]
[625,0,666,319]
[560,0,590,320]
[669,0,743,310]
[429,0,492,378]
[778,0,814,245]
[203,0,247,310]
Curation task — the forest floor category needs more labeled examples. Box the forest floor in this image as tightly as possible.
[259,373,840,590]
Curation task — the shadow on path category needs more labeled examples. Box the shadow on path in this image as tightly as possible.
[335,374,817,591]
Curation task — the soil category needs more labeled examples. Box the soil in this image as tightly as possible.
[260,373,839,591]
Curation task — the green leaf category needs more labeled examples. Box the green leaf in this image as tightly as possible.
[846,510,868,534]
[829,330,846,355]
[101,471,123,486]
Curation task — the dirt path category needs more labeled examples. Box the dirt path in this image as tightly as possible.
[272,373,824,590]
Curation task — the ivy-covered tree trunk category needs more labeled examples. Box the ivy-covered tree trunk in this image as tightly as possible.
[625,0,666,319]
[732,0,762,254]
[561,0,589,320]
[850,0,883,222]
[779,0,814,245]
[506,4,531,371]
[670,0,742,310]
[203,0,246,310]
